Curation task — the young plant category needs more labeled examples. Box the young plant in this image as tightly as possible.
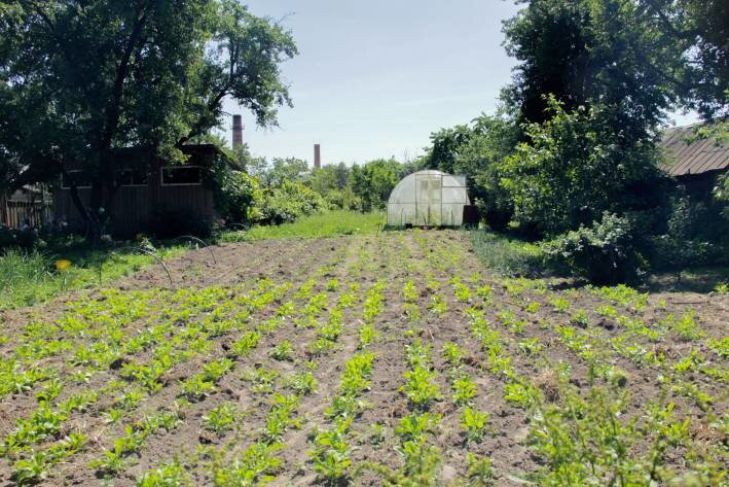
[285,371,318,395]
[460,407,489,443]
[204,403,239,435]
[452,375,477,406]
[270,340,293,361]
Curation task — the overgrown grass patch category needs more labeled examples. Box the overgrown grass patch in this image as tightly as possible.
[222,210,384,242]
[0,244,186,310]
[469,230,547,276]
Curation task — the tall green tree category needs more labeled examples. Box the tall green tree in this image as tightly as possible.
[350,159,404,212]
[503,0,682,131]
[500,98,665,235]
[639,0,729,119]
[426,114,519,229]
[0,0,296,237]
[262,157,310,187]
[497,0,681,235]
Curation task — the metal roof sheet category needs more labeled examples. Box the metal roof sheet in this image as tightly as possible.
[659,125,729,177]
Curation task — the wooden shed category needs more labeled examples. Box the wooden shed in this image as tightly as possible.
[54,144,229,237]
[659,125,729,199]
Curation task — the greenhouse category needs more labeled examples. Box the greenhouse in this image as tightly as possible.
[387,170,470,227]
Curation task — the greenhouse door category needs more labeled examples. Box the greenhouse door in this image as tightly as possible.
[415,173,442,226]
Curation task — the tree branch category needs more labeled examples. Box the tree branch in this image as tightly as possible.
[642,0,701,40]
[98,1,152,153]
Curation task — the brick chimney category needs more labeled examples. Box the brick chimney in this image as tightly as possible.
[232,115,243,148]
[314,144,321,169]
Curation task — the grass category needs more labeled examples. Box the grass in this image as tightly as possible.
[221,210,385,242]
[469,230,546,276]
[0,242,186,311]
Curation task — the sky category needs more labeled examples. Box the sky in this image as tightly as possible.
[222,0,698,167]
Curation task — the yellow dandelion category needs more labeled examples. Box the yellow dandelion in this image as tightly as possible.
[55,259,72,272]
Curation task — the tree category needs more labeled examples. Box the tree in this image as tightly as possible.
[495,0,682,236]
[500,98,665,236]
[426,114,519,229]
[428,124,475,174]
[503,0,682,131]
[262,157,310,187]
[638,0,729,119]
[309,163,356,209]
[349,159,404,212]
[0,0,296,238]
[637,1,729,219]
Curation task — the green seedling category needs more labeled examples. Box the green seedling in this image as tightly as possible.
[461,407,489,443]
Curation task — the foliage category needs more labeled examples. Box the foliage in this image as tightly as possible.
[639,1,729,119]
[648,196,729,271]
[426,115,519,229]
[259,180,328,225]
[0,242,185,310]
[309,163,360,210]
[259,158,310,188]
[0,0,296,235]
[0,226,46,251]
[349,159,404,212]
[500,98,665,237]
[209,152,264,227]
[543,212,643,285]
[503,0,680,127]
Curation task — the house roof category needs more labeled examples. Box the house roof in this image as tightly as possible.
[659,125,729,177]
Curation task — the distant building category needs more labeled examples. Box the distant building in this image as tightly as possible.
[659,125,729,199]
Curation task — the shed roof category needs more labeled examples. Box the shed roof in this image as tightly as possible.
[659,125,729,177]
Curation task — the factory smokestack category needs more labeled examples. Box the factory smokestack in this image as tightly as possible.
[232,115,243,148]
[314,144,321,169]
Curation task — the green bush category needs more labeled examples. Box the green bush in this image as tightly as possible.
[216,170,263,226]
[646,196,729,271]
[349,159,402,212]
[499,99,664,237]
[259,180,328,225]
[543,212,644,285]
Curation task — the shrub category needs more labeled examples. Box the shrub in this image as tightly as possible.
[646,196,729,271]
[499,98,665,237]
[349,159,402,212]
[543,212,643,285]
[214,170,263,227]
[259,180,328,225]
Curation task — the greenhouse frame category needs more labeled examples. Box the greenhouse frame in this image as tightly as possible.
[386,170,470,227]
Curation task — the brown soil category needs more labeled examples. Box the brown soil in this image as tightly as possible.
[0,231,726,486]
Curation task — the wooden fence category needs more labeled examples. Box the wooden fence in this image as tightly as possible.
[0,197,53,229]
